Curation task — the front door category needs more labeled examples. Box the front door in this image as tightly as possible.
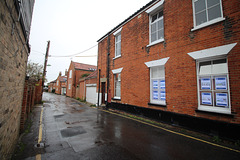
[101,82,106,104]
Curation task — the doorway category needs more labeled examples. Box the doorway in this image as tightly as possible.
[101,82,106,105]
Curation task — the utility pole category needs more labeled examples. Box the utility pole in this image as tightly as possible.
[42,41,50,92]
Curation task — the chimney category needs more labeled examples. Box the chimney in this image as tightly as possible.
[65,69,68,76]
[59,71,62,76]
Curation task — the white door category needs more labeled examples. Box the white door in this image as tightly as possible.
[86,85,97,104]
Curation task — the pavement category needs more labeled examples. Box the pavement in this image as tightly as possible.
[12,92,240,160]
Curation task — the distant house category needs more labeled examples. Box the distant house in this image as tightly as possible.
[66,61,97,98]
[97,0,240,140]
[48,80,56,93]
[55,72,67,95]
[76,70,97,104]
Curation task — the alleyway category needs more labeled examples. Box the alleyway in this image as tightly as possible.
[16,92,239,160]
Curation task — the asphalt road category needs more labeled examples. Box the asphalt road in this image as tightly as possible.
[15,92,240,160]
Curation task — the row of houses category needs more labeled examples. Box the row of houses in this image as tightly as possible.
[47,0,239,141]
[48,61,98,104]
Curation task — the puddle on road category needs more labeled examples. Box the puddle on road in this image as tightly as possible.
[60,126,86,138]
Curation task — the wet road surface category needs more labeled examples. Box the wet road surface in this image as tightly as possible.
[22,92,240,160]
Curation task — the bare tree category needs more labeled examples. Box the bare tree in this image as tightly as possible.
[26,61,44,81]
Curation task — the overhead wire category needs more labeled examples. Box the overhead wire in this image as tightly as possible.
[48,44,98,57]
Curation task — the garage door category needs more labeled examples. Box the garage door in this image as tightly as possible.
[86,84,97,104]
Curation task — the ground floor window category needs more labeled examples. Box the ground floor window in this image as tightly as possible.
[112,67,123,99]
[150,66,166,105]
[197,58,231,114]
[114,73,121,98]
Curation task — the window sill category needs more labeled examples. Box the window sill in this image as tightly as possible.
[112,97,121,101]
[191,17,225,32]
[113,55,121,60]
[148,102,166,107]
[196,105,232,116]
[195,109,234,117]
[147,38,164,47]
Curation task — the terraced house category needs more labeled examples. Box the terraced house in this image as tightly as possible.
[97,0,240,140]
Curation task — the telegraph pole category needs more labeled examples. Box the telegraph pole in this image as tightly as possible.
[42,41,50,92]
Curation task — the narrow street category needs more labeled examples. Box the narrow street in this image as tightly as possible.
[18,92,239,160]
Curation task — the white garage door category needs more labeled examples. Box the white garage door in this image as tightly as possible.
[86,85,97,105]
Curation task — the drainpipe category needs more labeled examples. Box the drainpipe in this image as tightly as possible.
[106,35,110,109]
[97,69,101,108]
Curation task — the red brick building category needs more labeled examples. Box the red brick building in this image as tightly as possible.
[48,80,56,93]
[97,0,240,140]
[55,72,67,95]
[76,70,98,104]
[66,61,97,98]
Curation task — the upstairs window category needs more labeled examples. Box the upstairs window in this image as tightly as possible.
[150,10,164,44]
[113,28,122,58]
[192,0,224,30]
[69,70,72,78]
[115,33,121,58]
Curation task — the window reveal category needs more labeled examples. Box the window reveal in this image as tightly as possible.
[197,58,230,109]
[150,10,164,43]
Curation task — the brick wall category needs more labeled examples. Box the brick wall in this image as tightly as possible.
[97,0,240,124]
[0,0,33,159]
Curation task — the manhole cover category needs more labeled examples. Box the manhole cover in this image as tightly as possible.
[60,126,86,138]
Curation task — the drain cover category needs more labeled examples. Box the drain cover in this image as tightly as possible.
[34,142,45,149]
[60,126,86,138]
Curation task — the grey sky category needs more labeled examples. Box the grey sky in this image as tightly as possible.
[29,0,151,83]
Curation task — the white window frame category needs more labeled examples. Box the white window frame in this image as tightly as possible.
[191,0,225,31]
[146,0,164,47]
[68,84,71,90]
[113,28,122,59]
[112,67,123,99]
[149,11,164,46]
[196,58,231,114]
[57,80,59,86]
[69,70,72,79]
[188,43,238,114]
[145,57,169,105]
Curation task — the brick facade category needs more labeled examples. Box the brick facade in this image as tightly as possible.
[76,71,97,101]
[0,0,35,159]
[66,61,97,98]
[55,72,67,95]
[97,0,240,130]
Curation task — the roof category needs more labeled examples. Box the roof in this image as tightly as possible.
[86,70,97,79]
[72,61,97,71]
[50,80,56,83]
[59,76,67,82]
[97,0,158,42]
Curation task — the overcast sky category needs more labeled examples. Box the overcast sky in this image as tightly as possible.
[29,0,151,83]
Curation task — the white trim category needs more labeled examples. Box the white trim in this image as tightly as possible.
[113,55,121,60]
[145,57,170,68]
[113,96,121,100]
[146,0,164,14]
[198,105,231,114]
[192,0,224,31]
[113,27,122,36]
[147,38,164,47]
[188,43,237,60]
[86,84,97,87]
[112,67,123,74]
[191,17,225,31]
